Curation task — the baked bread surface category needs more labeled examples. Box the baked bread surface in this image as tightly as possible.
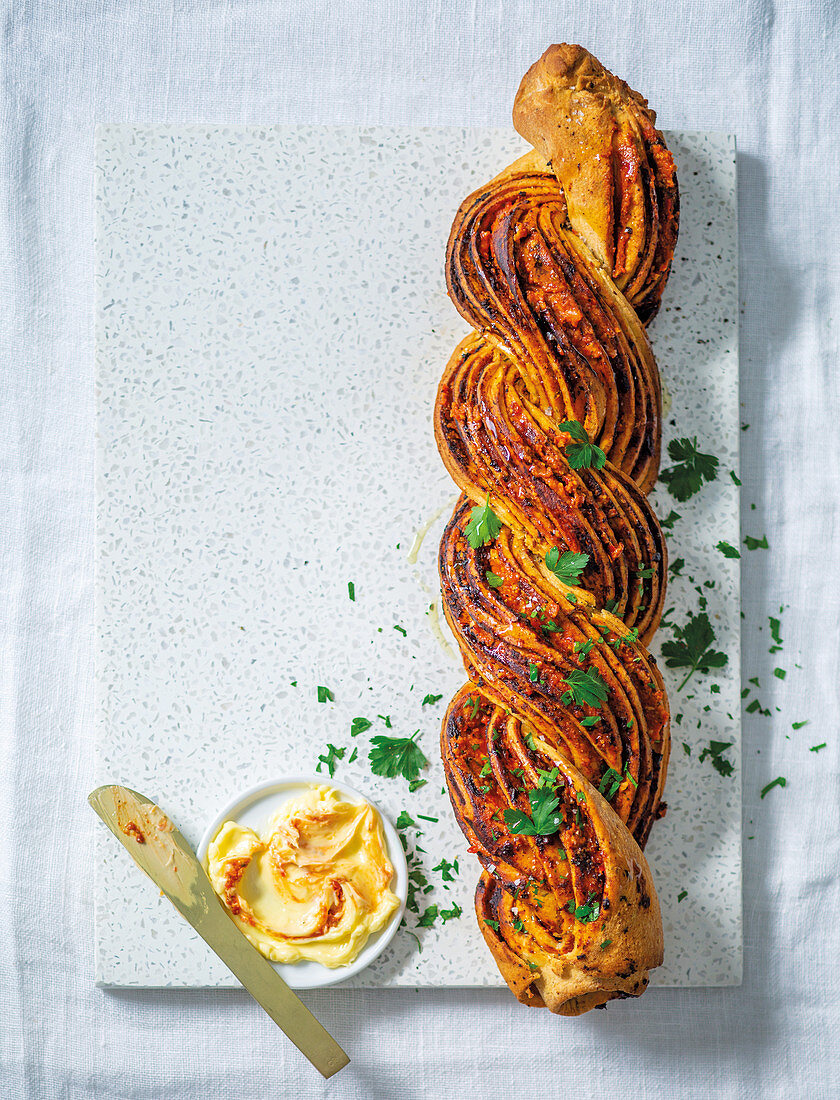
[434,44,679,1015]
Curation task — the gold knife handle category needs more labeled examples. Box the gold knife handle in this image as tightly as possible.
[193,902,350,1078]
[89,785,349,1079]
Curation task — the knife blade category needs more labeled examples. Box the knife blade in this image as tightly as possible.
[88,784,350,1079]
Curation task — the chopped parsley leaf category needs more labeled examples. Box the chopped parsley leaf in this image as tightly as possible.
[316,685,334,703]
[716,540,740,559]
[350,717,372,737]
[417,905,438,928]
[744,534,769,550]
[760,776,787,798]
[348,581,356,601]
[315,743,345,777]
[699,739,735,777]
[486,571,504,588]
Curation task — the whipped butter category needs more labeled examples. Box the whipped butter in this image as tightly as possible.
[206,786,400,967]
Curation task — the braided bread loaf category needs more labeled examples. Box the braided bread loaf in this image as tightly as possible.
[434,45,678,1015]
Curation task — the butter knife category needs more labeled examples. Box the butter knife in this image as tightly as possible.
[89,784,350,1079]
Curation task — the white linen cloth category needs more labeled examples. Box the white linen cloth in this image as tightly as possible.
[1,1,838,1096]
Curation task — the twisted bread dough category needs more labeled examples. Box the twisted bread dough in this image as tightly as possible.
[434,45,678,1015]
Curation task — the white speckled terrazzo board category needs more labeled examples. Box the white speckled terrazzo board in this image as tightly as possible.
[94,126,740,989]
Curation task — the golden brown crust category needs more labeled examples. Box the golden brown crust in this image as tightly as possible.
[513,44,679,323]
[433,45,679,1016]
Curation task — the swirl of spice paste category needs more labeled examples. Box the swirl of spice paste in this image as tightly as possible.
[434,43,678,1016]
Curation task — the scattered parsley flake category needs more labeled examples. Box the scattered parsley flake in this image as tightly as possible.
[661,510,681,531]
[774,668,786,680]
[417,905,438,928]
[760,776,787,798]
[378,714,392,728]
[809,743,826,753]
[316,685,334,703]
[792,720,809,730]
[486,571,504,588]
[716,540,740,559]
[598,767,624,801]
[394,624,407,636]
[699,739,735,777]
[573,894,601,923]
[484,918,500,932]
[350,717,372,737]
[422,693,443,706]
[440,903,462,923]
[677,889,688,903]
[730,471,742,486]
[315,743,345,777]
[348,581,355,601]
[669,557,685,577]
[744,534,769,550]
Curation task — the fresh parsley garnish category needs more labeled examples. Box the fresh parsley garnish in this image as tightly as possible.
[559,420,607,471]
[465,496,503,548]
[395,810,417,830]
[660,611,727,690]
[316,685,334,703]
[716,540,740,559]
[350,717,372,737]
[422,693,443,706]
[503,786,561,836]
[315,743,345,777]
[484,918,500,931]
[810,743,827,753]
[677,889,688,903]
[559,667,609,708]
[545,547,589,585]
[369,731,428,783]
[659,437,719,501]
[660,510,681,531]
[769,616,783,653]
[486,570,504,588]
[699,739,734,777]
[348,581,356,601]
